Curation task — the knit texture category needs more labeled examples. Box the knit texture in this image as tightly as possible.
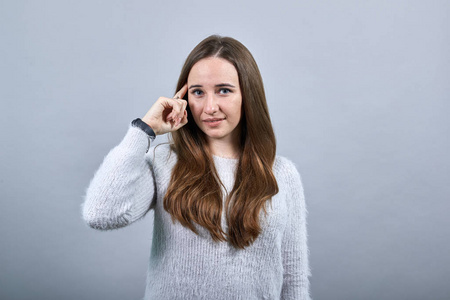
[82,123,311,300]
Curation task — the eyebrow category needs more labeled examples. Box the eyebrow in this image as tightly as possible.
[188,83,236,89]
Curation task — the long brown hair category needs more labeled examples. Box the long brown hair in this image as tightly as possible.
[164,35,278,249]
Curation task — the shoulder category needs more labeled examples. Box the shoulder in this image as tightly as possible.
[273,155,304,195]
[274,155,302,181]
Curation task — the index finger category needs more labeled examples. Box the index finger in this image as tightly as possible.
[174,83,188,100]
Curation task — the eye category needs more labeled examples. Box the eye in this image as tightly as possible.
[218,88,232,95]
[191,89,203,96]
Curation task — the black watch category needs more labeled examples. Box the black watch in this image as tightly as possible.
[131,118,156,153]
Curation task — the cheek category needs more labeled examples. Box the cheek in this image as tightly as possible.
[233,101,243,120]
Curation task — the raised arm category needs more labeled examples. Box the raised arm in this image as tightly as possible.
[81,124,157,230]
[82,84,189,230]
[280,159,312,300]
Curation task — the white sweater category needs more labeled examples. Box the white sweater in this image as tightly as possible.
[82,123,311,300]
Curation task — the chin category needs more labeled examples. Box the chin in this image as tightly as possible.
[206,134,225,139]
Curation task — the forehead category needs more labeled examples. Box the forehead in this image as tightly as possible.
[188,57,239,85]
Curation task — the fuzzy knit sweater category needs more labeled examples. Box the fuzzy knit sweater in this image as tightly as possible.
[82,123,311,300]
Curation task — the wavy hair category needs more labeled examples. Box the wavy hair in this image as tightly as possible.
[164,35,278,249]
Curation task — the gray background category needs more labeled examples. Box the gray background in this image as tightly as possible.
[1,0,449,299]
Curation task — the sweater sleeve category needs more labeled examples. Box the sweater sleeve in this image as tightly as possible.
[81,123,157,230]
[280,159,312,300]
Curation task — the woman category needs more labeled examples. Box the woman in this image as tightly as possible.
[82,35,311,300]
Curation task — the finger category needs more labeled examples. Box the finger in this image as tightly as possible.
[166,111,175,122]
[181,110,188,125]
[173,83,188,100]
[160,98,182,117]
[159,97,185,126]
[176,107,187,127]
[172,99,187,126]
[178,99,187,120]
[175,111,188,129]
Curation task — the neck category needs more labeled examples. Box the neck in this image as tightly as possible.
[207,138,241,159]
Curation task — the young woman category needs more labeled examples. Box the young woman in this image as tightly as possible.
[82,35,311,300]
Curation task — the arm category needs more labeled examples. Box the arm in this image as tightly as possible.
[81,123,157,230]
[281,160,312,300]
[82,84,189,230]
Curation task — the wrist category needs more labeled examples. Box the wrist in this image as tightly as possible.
[132,118,156,137]
[131,118,156,153]
[141,117,160,135]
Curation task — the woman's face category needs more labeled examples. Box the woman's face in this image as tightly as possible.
[187,57,242,146]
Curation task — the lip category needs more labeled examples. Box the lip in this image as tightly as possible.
[203,118,225,122]
[203,117,225,127]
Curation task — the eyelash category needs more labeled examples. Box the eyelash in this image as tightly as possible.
[219,88,231,94]
[191,88,232,96]
[192,89,203,96]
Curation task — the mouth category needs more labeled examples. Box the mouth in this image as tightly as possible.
[203,118,225,122]
[203,118,225,126]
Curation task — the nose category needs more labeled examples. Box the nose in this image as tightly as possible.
[204,93,218,115]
